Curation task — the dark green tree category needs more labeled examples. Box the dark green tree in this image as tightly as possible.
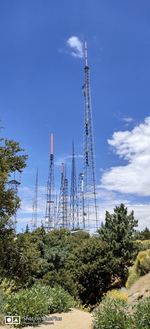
[134,227,150,240]
[0,136,27,283]
[98,203,138,285]
[0,138,27,226]
[65,238,115,305]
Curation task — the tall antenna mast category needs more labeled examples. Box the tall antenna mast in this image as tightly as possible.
[83,40,98,231]
[32,168,38,230]
[78,172,85,229]
[70,142,78,230]
[57,163,69,229]
[45,132,55,230]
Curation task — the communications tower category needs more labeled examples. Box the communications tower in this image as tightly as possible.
[70,142,78,230]
[78,172,85,229]
[83,41,98,231]
[57,163,69,229]
[45,133,55,230]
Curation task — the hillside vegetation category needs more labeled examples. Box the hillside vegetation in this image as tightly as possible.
[0,135,150,328]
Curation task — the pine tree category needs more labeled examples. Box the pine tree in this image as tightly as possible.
[98,203,138,285]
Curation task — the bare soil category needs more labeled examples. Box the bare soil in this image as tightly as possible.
[0,309,93,329]
[128,272,150,304]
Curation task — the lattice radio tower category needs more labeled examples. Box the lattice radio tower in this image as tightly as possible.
[32,168,38,230]
[83,41,98,231]
[78,172,85,229]
[57,163,69,229]
[45,133,55,230]
[70,142,78,230]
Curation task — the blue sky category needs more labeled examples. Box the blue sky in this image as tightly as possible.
[1,0,150,230]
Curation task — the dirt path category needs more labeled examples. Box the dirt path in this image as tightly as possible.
[0,309,93,329]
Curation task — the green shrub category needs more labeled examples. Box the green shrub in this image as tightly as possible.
[5,285,49,327]
[93,297,133,329]
[5,284,75,327]
[136,249,150,276]
[135,240,150,251]
[0,288,6,325]
[106,289,128,302]
[126,266,140,288]
[134,297,150,329]
[47,285,75,313]
[126,249,150,288]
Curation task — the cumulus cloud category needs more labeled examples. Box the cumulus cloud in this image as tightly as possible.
[101,117,150,196]
[66,36,84,58]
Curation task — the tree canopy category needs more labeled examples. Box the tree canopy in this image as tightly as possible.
[0,138,27,226]
[98,204,138,285]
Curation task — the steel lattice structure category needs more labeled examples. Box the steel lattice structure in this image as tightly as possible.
[78,172,85,229]
[83,41,98,231]
[70,142,78,230]
[45,133,56,230]
[57,163,69,229]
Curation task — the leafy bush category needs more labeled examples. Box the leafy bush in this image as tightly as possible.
[134,240,150,251]
[5,284,75,327]
[47,285,75,313]
[0,278,16,295]
[126,249,150,288]
[136,249,150,276]
[0,288,6,325]
[134,297,150,329]
[93,297,133,329]
[5,285,49,327]
[106,289,128,302]
[126,266,140,288]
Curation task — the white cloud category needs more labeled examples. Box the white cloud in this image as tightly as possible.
[101,117,150,196]
[123,117,134,123]
[66,36,84,58]
[55,154,83,166]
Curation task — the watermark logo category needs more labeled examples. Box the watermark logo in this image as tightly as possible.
[5,316,20,325]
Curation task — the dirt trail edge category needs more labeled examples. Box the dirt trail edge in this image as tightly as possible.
[0,309,93,329]
[39,309,93,329]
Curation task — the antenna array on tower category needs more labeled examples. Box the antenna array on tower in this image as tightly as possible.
[45,133,56,231]
[29,41,99,233]
[83,41,98,231]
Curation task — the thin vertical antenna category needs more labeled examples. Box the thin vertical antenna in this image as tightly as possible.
[57,163,69,229]
[32,168,38,230]
[83,40,98,231]
[70,141,78,230]
[57,163,64,227]
[45,132,55,230]
[63,165,69,228]
[78,172,85,229]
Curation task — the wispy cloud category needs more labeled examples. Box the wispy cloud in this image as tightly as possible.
[101,116,150,196]
[66,36,84,58]
[123,117,134,123]
[55,154,83,166]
